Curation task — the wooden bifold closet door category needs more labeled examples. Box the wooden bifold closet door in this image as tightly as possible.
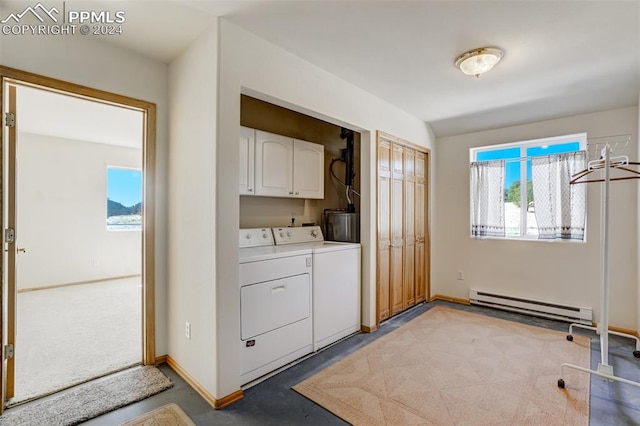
[377,132,429,323]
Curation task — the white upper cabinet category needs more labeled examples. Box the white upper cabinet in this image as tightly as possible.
[255,130,294,197]
[293,139,324,199]
[239,126,255,195]
[243,129,324,199]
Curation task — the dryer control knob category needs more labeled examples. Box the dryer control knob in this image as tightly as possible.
[310,230,317,238]
[280,232,285,238]
[262,233,268,239]
[245,234,251,239]
[286,232,291,237]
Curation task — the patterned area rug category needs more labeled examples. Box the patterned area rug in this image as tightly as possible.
[121,403,195,426]
[294,306,590,425]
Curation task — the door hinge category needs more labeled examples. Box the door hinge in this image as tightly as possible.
[5,112,15,128]
[5,228,15,244]
[4,344,13,360]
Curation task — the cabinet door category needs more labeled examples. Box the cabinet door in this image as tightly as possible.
[415,150,427,303]
[377,140,392,322]
[404,148,415,309]
[255,131,293,197]
[377,134,429,322]
[390,143,404,316]
[239,127,255,195]
[293,139,324,199]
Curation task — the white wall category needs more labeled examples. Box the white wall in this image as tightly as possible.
[0,31,169,354]
[214,19,434,398]
[167,23,218,395]
[637,90,640,336]
[17,133,141,290]
[434,106,639,329]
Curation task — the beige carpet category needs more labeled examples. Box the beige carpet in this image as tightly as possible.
[294,306,590,425]
[13,277,141,404]
[121,403,195,426]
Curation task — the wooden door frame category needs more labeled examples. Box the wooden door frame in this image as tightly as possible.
[5,86,16,400]
[0,65,157,412]
[375,130,431,327]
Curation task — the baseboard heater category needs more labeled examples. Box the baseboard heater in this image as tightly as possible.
[469,289,592,325]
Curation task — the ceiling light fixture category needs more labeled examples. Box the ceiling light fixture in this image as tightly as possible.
[455,47,503,78]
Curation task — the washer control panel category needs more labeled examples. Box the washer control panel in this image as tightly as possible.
[239,228,274,248]
[273,226,324,245]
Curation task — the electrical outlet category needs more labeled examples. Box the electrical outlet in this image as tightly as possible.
[185,322,191,340]
[457,270,464,280]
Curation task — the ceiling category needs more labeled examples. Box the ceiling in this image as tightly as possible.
[3,1,639,137]
[214,1,640,136]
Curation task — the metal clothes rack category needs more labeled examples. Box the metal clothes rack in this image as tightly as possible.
[558,136,640,390]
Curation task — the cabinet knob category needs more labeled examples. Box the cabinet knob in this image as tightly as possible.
[289,191,293,195]
[248,188,253,192]
[295,192,299,195]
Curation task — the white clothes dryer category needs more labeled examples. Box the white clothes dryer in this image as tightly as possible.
[238,228,313,385]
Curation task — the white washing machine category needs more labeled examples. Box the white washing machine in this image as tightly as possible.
[273,226,361,351]
[238,228,313,385]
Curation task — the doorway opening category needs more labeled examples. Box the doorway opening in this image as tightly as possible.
[0,66,156,412]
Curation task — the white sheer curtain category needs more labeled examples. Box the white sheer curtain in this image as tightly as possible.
[470,160,505,237]
[531,151,587,240]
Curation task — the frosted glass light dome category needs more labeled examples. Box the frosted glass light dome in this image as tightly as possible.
[455,47,504,77]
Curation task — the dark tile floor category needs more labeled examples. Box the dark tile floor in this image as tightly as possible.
[14,301,640,425]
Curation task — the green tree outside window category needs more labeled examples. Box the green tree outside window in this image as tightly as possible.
[506,180,534,209]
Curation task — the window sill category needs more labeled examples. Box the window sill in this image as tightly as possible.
[470,235,586,244]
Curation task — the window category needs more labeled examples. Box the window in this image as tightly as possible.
[106,167,142,231]
[470,133,587,240]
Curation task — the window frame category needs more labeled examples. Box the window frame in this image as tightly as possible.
[469,132,588,241]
